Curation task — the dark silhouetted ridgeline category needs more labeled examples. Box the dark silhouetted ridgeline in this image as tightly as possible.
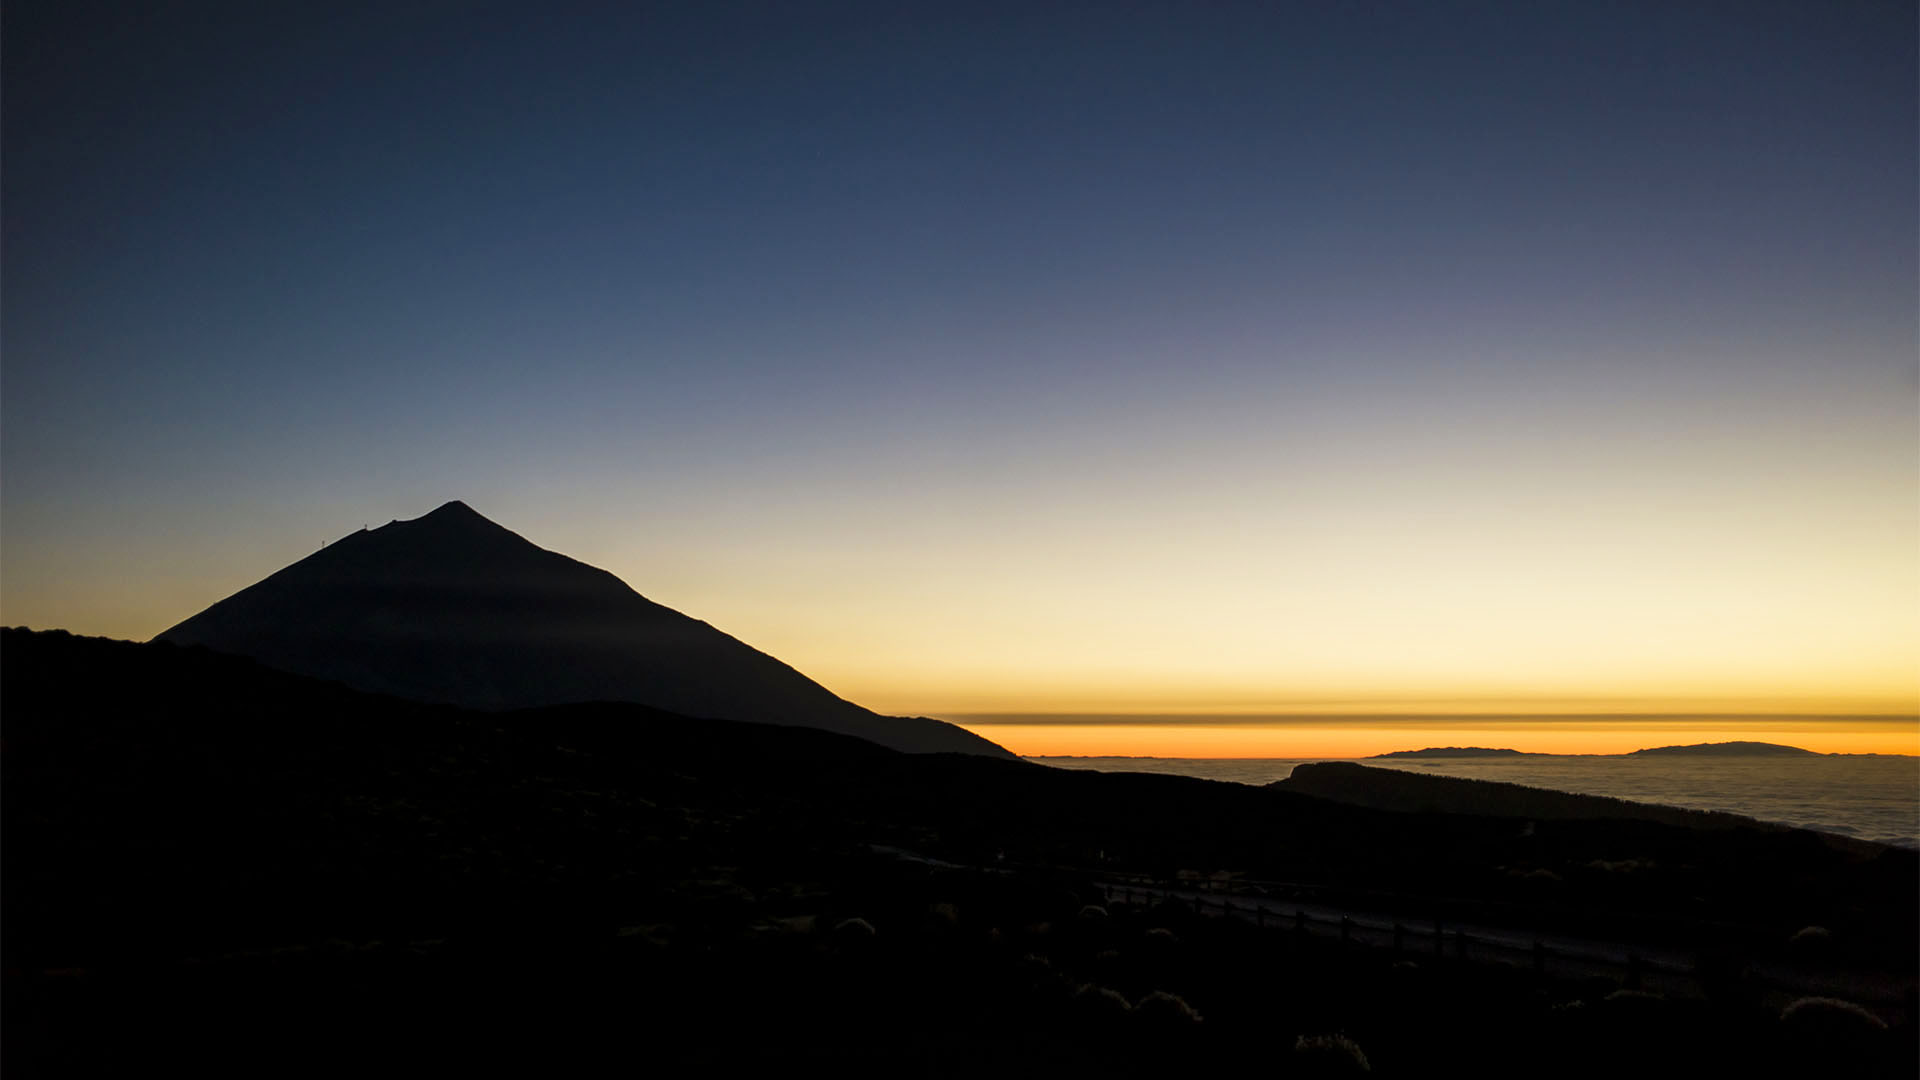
[6,628,1914,1078]
[1279,761,1780,833]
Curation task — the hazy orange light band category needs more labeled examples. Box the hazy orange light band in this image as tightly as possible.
[946,717,1920,759]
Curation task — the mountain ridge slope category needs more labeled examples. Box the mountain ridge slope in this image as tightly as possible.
[154,501,1011,757]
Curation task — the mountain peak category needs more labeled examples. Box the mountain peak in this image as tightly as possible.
[154,502,1014,758]
[372,499,533,552]
[404,499,505,533]
[330,500,540,565]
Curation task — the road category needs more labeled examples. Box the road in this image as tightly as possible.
[1092,879,1913,1011]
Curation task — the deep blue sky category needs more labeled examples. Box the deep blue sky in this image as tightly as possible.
[4,2,1915,726]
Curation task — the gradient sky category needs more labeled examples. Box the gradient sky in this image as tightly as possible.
[5,2,1915,754]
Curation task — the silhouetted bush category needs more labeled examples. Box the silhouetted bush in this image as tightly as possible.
[1780,995,1885,1034]
[1292,1033,1370,1074]
[1016,953,1074,1014]
[1786,925,1832,963]
[1133,990,1202,1027]
[1070,982,1133,1024]
[830,917,876,948]
[1778,996,1892,1075]
[925,901,959,931]
[1595,988,1674,1031]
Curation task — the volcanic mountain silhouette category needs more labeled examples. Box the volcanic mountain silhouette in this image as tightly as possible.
[155,501,1013,757]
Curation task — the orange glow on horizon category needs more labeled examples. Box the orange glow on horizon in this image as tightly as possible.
[949,717,1920,759]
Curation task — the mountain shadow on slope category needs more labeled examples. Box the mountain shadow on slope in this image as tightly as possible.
[153,501,1010,757]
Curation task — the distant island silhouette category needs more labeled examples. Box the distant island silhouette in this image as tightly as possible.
[1372,747,1549,758]
[1626,740,1821,757]
[1373,741,1826,759]
[154,500,1012,758]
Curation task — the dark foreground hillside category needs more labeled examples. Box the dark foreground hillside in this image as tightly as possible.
[5,629,1914,1077]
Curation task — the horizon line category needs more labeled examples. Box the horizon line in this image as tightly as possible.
[1019,749,1919,759]
[937,711,1920,725]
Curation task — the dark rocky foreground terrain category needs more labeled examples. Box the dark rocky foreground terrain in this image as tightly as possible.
[6,628,1914,1077]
